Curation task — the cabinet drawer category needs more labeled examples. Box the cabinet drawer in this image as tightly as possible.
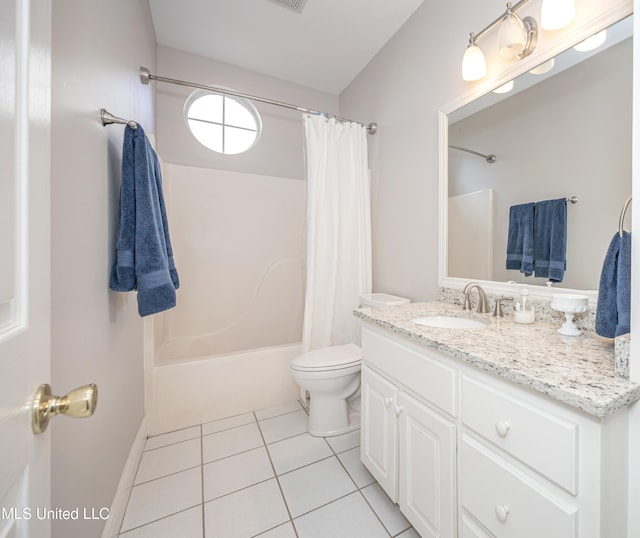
[362,327,458,416]
[461,437,577,538]
[462,376,577,494]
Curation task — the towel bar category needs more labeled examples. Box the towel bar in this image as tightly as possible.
[618,195,632,237]
[100,108,138,129]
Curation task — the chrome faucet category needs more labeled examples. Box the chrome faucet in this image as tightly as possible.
[462,282,490,313]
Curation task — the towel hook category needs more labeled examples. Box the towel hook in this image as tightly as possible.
[618,195,632,237]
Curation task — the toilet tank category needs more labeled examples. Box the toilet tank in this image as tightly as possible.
[359,293,410,308]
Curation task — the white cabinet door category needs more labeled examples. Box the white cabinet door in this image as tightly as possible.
[361,366,398,501]
[398,392,457,538]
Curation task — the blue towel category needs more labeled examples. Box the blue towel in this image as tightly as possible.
[533,198,567,282]
[596,231,631,338]
[506,202,535,276]
[109,125,180,316]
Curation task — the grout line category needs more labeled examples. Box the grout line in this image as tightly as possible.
[143,435,201,454]
[254,410,300,538]
[132,463,203,488]
[118,505,203,536]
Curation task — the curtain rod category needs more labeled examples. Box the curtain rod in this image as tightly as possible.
[139,67,377,135]
[449,144,496,163]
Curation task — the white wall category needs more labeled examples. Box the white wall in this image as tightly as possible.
[50,1,156,536]
[156,45,339,179]
[339,0,631,302]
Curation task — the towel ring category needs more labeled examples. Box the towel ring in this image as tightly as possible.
[618,195,632,237]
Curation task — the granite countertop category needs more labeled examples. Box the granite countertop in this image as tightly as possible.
[354,301,640,417]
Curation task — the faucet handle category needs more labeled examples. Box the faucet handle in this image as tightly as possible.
[493,297,514,318]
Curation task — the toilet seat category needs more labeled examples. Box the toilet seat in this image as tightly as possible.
[291,343,361,372]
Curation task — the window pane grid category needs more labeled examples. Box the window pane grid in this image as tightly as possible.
[185,90,260,155]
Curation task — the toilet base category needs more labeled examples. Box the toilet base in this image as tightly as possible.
[307,395,361,437]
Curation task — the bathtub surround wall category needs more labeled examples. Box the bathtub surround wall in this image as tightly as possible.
[51,1,156,537]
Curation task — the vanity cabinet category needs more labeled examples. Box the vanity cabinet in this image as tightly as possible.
[361,328,458,538]
[360,325,629,538]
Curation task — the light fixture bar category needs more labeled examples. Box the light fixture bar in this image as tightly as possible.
[473,0,532,42]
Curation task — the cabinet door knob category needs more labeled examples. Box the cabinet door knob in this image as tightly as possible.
[394,404,404,416]
[495,420,511,437]
[384,397,393,407]
[495,504,511,522]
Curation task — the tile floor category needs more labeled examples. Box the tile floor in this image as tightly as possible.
[118,400,419,538]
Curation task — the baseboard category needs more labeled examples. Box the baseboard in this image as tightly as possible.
[101,416,149,538]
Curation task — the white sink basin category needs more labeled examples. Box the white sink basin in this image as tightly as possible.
[411,316,487,329]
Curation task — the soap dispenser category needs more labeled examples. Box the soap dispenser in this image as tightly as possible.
[514,286,535,324]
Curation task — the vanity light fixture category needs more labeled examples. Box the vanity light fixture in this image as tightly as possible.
[573,29,607,51]
[462,33,487,81]
[493,80,514,93]
[529,58,555,74]
[461,1,538,82]
[540,0,575,30]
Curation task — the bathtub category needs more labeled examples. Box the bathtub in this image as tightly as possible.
[146,335,301,436]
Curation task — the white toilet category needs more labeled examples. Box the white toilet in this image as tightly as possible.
[290,293,409,437]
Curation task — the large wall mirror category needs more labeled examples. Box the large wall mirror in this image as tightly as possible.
[440,12,632,301]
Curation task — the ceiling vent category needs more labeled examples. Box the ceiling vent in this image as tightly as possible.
[267,0,308,14]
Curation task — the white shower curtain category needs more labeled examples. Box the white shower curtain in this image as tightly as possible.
[301,114,372,352]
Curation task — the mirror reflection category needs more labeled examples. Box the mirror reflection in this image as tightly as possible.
[447,16,632,291]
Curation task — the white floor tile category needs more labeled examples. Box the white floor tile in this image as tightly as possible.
[135,438,201,484]
[396,528,421,538]
[362,482,410,536]
[267,433,333,475]
[325,429,360,454]
[337,447,375,488]
[203,446,274,501]
[256,522,297,537]
[202,422,263,463]
[118,505,202,537]
[203,479,289,538]
[278,457,356,518]
[144,426,201,451]
[202,412,255,436]
[121,467,202,533]
[255,401,304,421]
[293,491,389,538]
[259,409,308,444]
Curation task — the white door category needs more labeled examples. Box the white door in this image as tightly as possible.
[0,0,52,536]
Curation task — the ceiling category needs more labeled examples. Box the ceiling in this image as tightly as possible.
[148,0,424,95]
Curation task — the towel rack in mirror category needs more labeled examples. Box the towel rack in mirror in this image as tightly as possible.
[618,195,632,237]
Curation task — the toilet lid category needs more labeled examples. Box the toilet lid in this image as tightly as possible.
[291,343,361,370]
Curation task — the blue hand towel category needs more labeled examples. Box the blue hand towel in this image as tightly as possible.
[533,198,567,282]
[596,231,631,338]
[506,202,535,276]
[109,125,180,316]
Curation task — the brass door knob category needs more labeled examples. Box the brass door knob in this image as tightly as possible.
[32,383,98,434]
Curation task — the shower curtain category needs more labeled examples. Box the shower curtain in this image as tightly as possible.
[301,114,372,352]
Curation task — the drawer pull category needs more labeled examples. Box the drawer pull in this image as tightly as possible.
[495,420,511,437]
[495,504,511,522]
[394,404,404,416]
[384,397,393,407]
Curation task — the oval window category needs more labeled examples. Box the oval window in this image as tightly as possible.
[184,89,262,155]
